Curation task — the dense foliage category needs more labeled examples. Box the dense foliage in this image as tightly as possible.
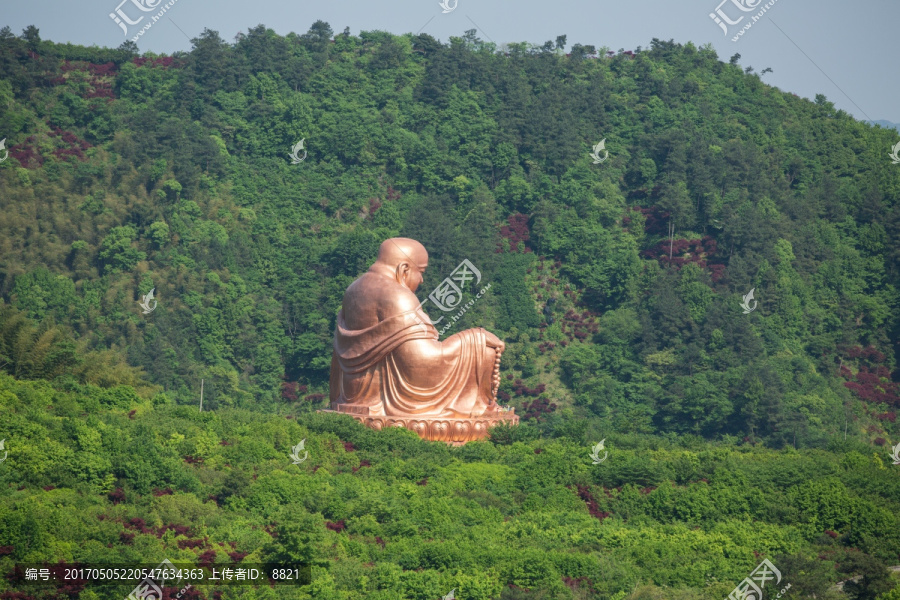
[1,374,900,599]
[1,19,900,599]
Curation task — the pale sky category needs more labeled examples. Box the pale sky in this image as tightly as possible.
[1,0,898,124]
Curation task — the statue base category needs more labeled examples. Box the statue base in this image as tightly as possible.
[320,403,519,445]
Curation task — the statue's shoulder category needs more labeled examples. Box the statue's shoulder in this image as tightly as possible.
[390,287,421,313]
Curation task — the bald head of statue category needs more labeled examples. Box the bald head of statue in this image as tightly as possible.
[370,238,429,293]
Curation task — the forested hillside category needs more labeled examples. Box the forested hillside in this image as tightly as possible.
[1,20,900,600]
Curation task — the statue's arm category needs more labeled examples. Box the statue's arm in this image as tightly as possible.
[394,334,461,364]
[444,328,505,352]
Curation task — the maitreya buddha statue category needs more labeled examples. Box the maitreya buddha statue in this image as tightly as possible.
[325,237,518,443]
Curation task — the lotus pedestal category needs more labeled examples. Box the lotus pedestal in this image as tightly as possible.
[320,404,519,445]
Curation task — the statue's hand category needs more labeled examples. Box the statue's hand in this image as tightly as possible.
[483,330,505,353]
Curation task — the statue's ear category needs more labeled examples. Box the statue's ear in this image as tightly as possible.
[395,262,410,284]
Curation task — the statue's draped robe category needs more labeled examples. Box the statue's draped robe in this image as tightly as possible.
[329,304,496,418]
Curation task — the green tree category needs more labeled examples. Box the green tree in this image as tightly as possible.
[98,225,145,274]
